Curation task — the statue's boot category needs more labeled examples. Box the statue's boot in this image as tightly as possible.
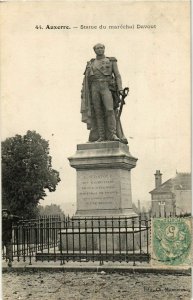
[121,137,128,144]
[106,111,120,141]
[96,116,105,142]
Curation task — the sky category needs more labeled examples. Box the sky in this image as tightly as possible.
[1,1,191,215]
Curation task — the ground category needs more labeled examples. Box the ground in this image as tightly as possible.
[2,271,191,300]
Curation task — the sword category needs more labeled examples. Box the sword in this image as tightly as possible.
[117,87,129,119]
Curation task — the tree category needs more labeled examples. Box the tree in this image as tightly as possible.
[38,204,64,217]
[2,130,61,218]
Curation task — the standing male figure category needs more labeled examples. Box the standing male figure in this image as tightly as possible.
[2,209,20,267]
[81,43,128,143]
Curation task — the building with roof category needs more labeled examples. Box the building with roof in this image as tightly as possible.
[150,170,191,217]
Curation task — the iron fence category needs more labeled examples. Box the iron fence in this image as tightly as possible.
[2,215,151,266]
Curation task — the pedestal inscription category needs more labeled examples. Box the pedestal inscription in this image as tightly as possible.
[78,169,124,211]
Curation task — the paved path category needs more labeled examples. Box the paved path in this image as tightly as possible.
[2,270,191,300]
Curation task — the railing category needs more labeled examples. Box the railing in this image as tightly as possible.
[2,215,151,266]
[150,210,192,218]
[2,215,62,264]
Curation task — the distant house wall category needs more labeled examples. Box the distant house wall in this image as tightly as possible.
[175,190,192,215]
[151,193,174,217]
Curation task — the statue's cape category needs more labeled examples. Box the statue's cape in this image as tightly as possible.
[80,62,92,129]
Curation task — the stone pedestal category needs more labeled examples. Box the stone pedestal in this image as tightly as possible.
[58,144,141,253]
[68,141,138,217]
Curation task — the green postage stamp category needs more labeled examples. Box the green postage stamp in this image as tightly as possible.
[151,218,192,266]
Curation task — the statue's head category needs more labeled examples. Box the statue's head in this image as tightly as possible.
[93,43,105,55]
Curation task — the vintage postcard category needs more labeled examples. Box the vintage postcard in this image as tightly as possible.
[1,1,192,299]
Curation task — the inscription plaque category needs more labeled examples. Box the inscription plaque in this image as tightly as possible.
[77,169,120,211]
[76,168,133,215]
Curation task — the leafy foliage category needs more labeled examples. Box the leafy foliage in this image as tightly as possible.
[2,130,61,218]
[38,204,64,216]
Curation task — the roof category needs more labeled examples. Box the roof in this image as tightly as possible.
[150,172,191,194]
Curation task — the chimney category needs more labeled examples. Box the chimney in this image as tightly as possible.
[154,170,162,188]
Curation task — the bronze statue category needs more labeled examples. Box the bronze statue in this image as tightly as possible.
[81,43,128,144]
